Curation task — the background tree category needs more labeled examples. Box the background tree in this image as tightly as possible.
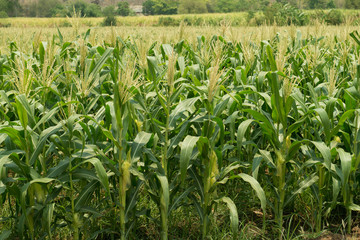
[308,0,330,9]
[103,5,116,16]
[0,0,8,17]
[117,1,131,16]
[178,0,207,14]
[142,0,178,15]
[83,3,102,17]
[345,0,360,9]
[0,0,20,17]
[25,0,60,17]
[214,0,240,13]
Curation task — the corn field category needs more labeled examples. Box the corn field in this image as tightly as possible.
[1,26,360,239]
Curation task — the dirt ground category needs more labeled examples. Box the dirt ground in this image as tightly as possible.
[312,227,360,240]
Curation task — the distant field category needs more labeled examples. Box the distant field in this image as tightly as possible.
[0,9,359,28]
[0,12,249,28]
[0,24,358,53]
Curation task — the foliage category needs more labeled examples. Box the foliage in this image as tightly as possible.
[117,1,131,16]
[157,16,180,26]
[309,0,331,9]
[178,0,208,14]
[215,0,270,12]
[9,0,360,18]
[26,0,103,18]
[346,0,360,9]
[83,3,102,17]
[23,0,63,18]
[264,3,309,26]
[0,0,20,17]
[325,8,345,24]
[0,11,8,18]
[142,0,178,15]
[66,0,102,17]
[103,15,117,26]
[102,5,116,17]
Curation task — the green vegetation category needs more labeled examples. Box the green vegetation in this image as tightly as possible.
[0,9,359,29]
[117,1,131,16]
[1,22,360,239]
[0,0,359,19]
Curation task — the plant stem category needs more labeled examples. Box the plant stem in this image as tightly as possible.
[316,166,324,233]
[68,130,79,240]
[202,174,210,240]
[347,205,352,234]
[160,189,168,240]
[159,95,171,240]
[120,179,126,240]
[275,149,285,240]
[117,127,126,240]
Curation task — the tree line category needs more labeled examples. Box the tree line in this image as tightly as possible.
[145,0,359,15]
[0,0,359,18]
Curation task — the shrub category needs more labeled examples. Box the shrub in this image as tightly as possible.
[247,10,255,23]
[254,14,266,25]
[0,11,8,18]
[157,16,179,26]
[103,16,117,26]
[58,20,72,27]
[325,9,344,25]
[0,22,10,27]
[264,3,309,26]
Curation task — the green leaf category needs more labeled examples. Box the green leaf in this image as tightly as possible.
[169,97,200,127]
[75,181,98,210]
[156,173,169,211]
[266,45,277,71]
[311,141,331,170]
[0,127,26,150]
[42,203,55,238]
[315,108,331,144]
[29,124,62,165]
[32,107,59,131]
[131,131,152,161]
[233,173,266,211]
[285,174,319,207]
[0,230,11,240]
[16,96,28,129]
[91,47,113,76]
[349,203,360,211]
[331,110,355,136]
[350,30,360,46]
[180,136,199,184]
[216,197,239,235]
[259,150,275,168]
[337,148,351,186]
[84,158,110,196]
[169,186,195,214]
[237,119,254,155]
[15,94,35,127]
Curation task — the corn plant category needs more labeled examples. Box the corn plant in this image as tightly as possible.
[1,27,360,239]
